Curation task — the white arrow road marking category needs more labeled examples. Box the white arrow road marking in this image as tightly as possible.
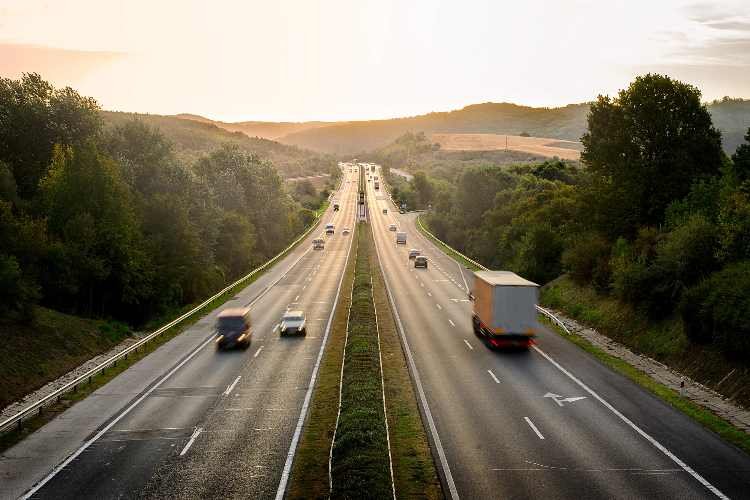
[180,427,204,456]
[523,418,545,440]
[544,392,587,407]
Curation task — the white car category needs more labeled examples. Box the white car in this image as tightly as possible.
[343,227,351,234]
[280,310,306,336]
[388,224,397,231]
[325,223,335,234]
[408,248,421,259]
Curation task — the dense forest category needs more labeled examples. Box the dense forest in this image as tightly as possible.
[0,73,336,326]
[382,75,750,360]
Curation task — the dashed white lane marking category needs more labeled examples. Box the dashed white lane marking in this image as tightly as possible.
[224,376,242,395]
[487,369,500,384]
[294,295,299,302]
[524,417,545,440]
[273,323,280,332]
[180,427,204,456]
[436,303,442,310]
[532,345,728,499]
[463,339,474,350]
[302,285,307,290]
[427,292,432,297]
[254,346,264,358]
[420,282,424,288]
[448,319,456,327]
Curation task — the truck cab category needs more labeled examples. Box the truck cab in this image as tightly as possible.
[215,308,252,349]
[471,271,538,350]
[396,231,407,244]
[313,238,325,250]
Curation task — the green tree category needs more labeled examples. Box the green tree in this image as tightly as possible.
[731,127,750,182]
[581,74,724,237]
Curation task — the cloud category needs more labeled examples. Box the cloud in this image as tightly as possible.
[0,43,123,84]
[704,21,750,31]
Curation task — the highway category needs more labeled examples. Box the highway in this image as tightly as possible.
[367,168,750,499]
[1,168,358,499]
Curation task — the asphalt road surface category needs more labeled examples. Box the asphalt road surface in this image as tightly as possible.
[368,169,750,500]
[4,169,357,500]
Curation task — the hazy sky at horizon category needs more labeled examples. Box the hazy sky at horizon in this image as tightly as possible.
[1,0,749,122]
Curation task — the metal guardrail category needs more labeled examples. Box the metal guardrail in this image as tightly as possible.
[0,180,341,436]
[414,214,568,327]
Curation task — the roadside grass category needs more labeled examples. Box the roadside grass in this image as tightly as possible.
[416,215,482,272]
[288,224,358,500]
[369,227,444,499]
[329,223,392,498]
[0,308,130,410]
[0,216,325,454]
[541,277,750,409]
[539,315,750,455]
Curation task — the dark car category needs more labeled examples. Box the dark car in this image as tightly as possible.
[414,255,428,269]
[215,308,252,349]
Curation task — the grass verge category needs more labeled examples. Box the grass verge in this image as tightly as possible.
[287,224,358,500]
[416,214,482,272]
[539,315,750,455]
[329,223,392,498]
[0,217,324,453]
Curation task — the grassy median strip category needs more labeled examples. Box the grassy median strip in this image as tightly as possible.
[288,224,359,500]
[330,222,393,498]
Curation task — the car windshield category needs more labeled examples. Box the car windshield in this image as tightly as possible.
[284,314,304,322]
[217,317,245,330]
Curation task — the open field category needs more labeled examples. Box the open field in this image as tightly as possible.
[431,133,582,160]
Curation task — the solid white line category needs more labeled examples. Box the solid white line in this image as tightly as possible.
[370,222,460,500]
[436,303,442,310]
[532,345,728,499]
[224,376,241,396]
[449,319,456,327]
[275,205,355,500]
[487,369,500,384]
[254,346,264,358]
[179,427,204,456]
[463,339,474,351]
[524,417,544,440]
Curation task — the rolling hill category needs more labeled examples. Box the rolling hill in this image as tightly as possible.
[101,111,335,178]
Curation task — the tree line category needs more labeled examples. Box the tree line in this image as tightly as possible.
[0,73,330,325]
[397,75,750,359]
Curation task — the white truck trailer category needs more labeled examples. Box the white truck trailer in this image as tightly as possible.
[471,270,539,349]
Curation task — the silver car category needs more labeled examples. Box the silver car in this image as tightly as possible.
[280,310,307,336]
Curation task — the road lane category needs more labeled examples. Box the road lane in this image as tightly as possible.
[12,169,358,500]
[371,168,750,499]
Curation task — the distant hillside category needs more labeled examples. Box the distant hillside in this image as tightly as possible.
[271,100,750,155]
[101,111,335,177]
[275,103,590,154]
[174,113,330,140]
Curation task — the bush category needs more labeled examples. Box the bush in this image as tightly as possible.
[679,261,750,358]
[562,233,611,291]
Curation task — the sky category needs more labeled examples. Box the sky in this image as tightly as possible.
[1,0,749,122]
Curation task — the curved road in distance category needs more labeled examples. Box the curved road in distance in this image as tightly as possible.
[369,168,750,500]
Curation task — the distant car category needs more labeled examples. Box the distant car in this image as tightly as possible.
[383,208,388,214]
[313,238,325,250]
[388,223,397,231]
[414,255,428,268]
[399,208,406,214]
[333,202,340,211]
[215,308,251,349]
[326,223,335,234]
[280,310,306,336]
[408,248,421,259]
[343,227,351,234]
